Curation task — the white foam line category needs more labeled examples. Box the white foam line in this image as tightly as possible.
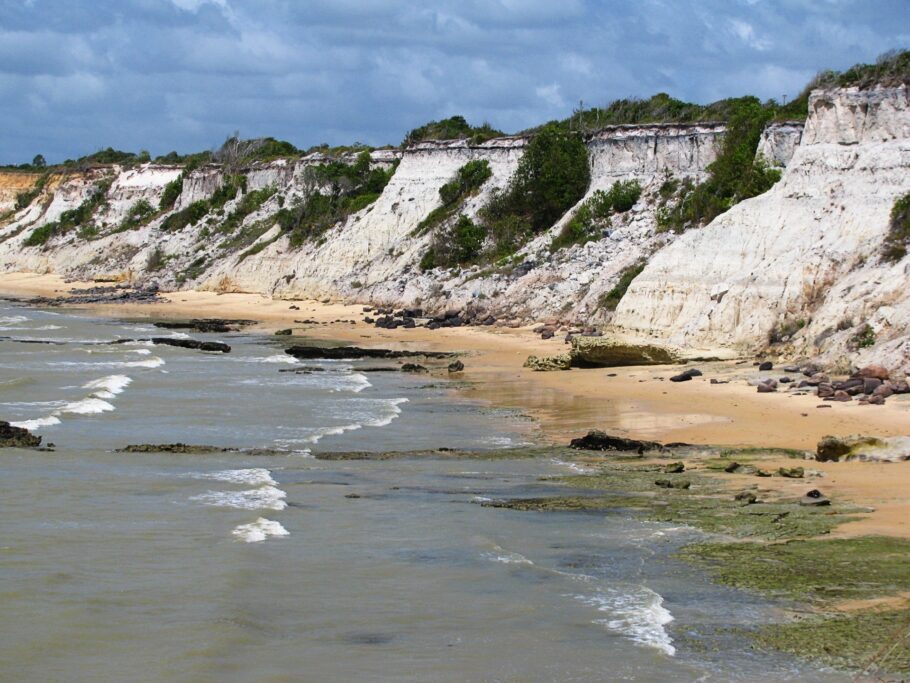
[302,397,409,444]
[61,397,116,415]
[185,468,277,487]
[83,374,132,399]
[575,587,676,656]
[10,415,61,430]
[191,486,288,511]
[232,518,289,543]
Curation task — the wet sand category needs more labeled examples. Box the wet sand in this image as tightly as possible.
[3,270,909,538]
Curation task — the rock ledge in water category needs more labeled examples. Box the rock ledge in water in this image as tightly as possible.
[0,421,42,448]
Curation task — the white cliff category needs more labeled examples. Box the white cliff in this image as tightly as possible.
[612,86,910,370]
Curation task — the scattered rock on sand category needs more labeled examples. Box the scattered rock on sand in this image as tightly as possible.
[401,363,428,374]
[734,490,758,504]
[663,461,685,473]
[758,361,773,371]
[655,479,691,489]
[799,489,831,506]
[275,328,292,336]
[671,368,702,382]
[523,354,572,371]
[448,360,464,373]
[778,467,805,478]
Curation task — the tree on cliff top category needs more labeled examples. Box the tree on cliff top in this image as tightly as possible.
[403,116,503,147]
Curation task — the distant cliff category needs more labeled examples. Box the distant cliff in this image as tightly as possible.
[3,85,910,373]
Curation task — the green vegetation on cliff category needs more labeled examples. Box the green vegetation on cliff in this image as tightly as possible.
[277,151,398,247]
[882,191,910,262]
[403,116,503,147]
[550,179,641,252]
[24,178,112,246]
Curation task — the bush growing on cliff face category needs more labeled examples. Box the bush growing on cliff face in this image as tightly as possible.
[24,179,111,246]
[278,154,398,247]
[420,215,487,271]
[415,160,493,236]
[550,180,642,252]
[882,192,910,262]
[119,199,155,231]
[159,175,183,210]
[598,262,646,311]
[14,173,50,210]
[656,98,781,233]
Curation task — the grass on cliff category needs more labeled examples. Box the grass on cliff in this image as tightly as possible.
[24,178,112,247]
[598,262,646,311]
[420,124,591,270]
[277,151,398,247]
[882,191,910,263]
[550,180,642,252]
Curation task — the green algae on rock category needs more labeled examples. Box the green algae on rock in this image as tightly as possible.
[568,336,679,367]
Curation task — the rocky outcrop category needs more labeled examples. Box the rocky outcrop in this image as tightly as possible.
[0,421,42,448]
[612,86,910,370]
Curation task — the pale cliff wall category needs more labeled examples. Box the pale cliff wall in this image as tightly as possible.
[611,86,910,369]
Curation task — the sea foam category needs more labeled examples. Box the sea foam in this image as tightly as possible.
[232,518,290,543]
[191,485,288,511]
[576,587,676,656]
[83,374,132,399]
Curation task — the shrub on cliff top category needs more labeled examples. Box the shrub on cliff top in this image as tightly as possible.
[403,116,504,147]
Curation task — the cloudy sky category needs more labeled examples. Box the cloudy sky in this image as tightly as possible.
[1,0,907,164]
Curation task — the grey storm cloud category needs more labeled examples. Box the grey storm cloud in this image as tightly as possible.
[1,0,907,163]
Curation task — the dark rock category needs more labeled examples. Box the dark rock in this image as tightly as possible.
[757,383,776,393]
[153,318,253,333]
[663,461,685,473]
[710,378,729,385]
[286,346,452,360]
[289,305,300,310]
[872,384,894,398]
[723,461,742,473]
[755,469,772,477]
[783,365,801,373]
[830,390,852,402]
[401,363,428,374]
[866,394,886,405]
[817,383,834,398]
[655,479,691,489]
[671,368,701,382]
[778,466,805,478]
[569,430,663,454]
[779,376,792,384]
[734,490,758,504]
[344,493,362,499]
[0,421,42,448]
[805,373,829,386]
[448,360,464,373]
[540,329,555,340]
[364,317,375,324]
[758,361,773,371]
[890,380,910,394]
[799,489,831,506]
[817,435,851,462]
[275,328,293,336]
[863,377,883,394]
[152,338,231,353]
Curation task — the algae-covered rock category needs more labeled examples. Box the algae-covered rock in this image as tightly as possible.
[816,435,852,462]
[0,421,42,448]
[523,353,572,371]
[778,466,805,478]
[568,336,678,368]
[664,461,685,473]
[569,430,664,453]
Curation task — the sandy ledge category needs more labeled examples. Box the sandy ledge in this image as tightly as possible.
[2,271,909,539]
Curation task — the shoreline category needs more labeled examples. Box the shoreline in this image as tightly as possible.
[3,272,910,676]
[2,271,909,539]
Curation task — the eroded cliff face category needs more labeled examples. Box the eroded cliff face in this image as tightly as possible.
[612,86,910,369]
[4,88,905,369]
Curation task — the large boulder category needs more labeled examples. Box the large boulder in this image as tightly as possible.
[569,430,664,454]
[0,422,42,448]
[857,365,890,381]
[569,337,678,368]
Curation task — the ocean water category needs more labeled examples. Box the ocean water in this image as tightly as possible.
[0,303,849,682]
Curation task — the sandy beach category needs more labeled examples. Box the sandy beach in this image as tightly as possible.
[3,270,909,539]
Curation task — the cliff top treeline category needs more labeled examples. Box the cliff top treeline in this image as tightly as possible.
[2,49,907,172]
